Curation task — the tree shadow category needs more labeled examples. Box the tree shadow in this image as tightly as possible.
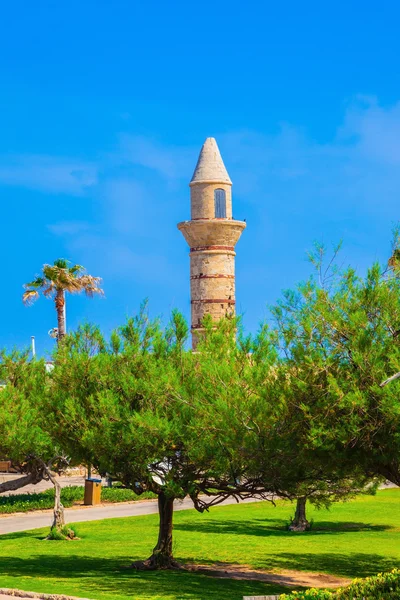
[0,555,290,599]
[174,517,392,537]
[0,530,44,541]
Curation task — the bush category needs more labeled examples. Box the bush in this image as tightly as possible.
[0,486,83,514]
[280,590,333,599]
[101,487,156,502]
[46,524,79,541]
[336,569,400,599]
[0,491,57,514]
[280,569,400,599]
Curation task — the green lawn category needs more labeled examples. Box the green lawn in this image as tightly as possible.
[0,489,399,600]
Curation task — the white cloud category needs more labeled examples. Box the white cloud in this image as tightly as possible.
[213,98,400,221]
[67,232,173,282]
[0,155,97,195]
[18,96,400,289]
[48,221,92,236]
[116,134,194,181]
[101,178,152,235]
[340,97,400,165]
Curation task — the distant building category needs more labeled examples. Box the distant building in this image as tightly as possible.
[178,138,246,348]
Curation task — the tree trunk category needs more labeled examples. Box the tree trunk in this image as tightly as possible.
[55,290,66,341]
[0,472,42,494]
[289,496,310,532]
[51,476,65,529]
[40,465,65,530]
[131,492,181,570]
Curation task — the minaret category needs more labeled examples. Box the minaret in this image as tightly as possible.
[178,138,246,348]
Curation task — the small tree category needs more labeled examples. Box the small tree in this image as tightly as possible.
[0,350,47,493]
[269,239,400,500]
[0,350,69,531]
[23,259,103,341]
[44,311,285,569]
[261,300,381,529]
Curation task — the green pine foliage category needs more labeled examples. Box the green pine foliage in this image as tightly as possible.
[3,234,400,568]
[0,350,52,465]
[270,240,400,489]
[40,308,293,566]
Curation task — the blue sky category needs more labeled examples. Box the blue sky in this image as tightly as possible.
[1,1,400,355]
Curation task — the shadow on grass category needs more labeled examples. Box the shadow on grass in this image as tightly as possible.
[0,552,397,598]
[174,517,392,537]
[0,531,44,541]
[0,555,291,600]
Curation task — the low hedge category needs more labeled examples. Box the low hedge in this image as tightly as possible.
[280,569,400,599]
[0,485,156,514]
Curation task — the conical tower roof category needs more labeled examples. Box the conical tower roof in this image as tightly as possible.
[190,137,232,185]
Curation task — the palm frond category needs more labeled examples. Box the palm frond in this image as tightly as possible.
[22,259,103,306]
[23,277,46,290]
[22,290,40,305]
[58,273,85,292]
[77,275,104,297]
[42,283,56,297]
[53,258,70,269]
[43,265,62,282]
[69,264,84,275]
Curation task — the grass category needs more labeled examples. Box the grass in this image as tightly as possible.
[0,489,399,600]
[0,486,156,514]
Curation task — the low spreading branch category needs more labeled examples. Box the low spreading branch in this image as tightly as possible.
[380,371,400,387]
[0,472,41,494]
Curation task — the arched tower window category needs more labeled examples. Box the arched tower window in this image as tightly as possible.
[214,189,226,218]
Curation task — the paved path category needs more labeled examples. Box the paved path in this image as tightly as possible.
[0,496,260,535]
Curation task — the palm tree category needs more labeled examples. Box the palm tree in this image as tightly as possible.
[23,259,103,341]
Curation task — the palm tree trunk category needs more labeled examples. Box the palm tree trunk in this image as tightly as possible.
[55,290,66,341]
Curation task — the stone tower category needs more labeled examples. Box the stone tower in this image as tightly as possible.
[178,137,246,348]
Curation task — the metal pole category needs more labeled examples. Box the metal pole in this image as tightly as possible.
[64,293,67,334]
[31,336,36,358]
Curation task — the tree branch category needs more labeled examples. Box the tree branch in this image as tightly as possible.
[380,371,400,387]
[0,472,40,494]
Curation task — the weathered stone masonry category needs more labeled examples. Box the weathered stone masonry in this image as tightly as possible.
[178,137,246,348]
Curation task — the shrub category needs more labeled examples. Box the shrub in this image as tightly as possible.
[280,590,333,599]
[336,569,400,599]
[280,569,400,599]
[0,486,83,514]
[46,524,78,541]
[101,487,156,502]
